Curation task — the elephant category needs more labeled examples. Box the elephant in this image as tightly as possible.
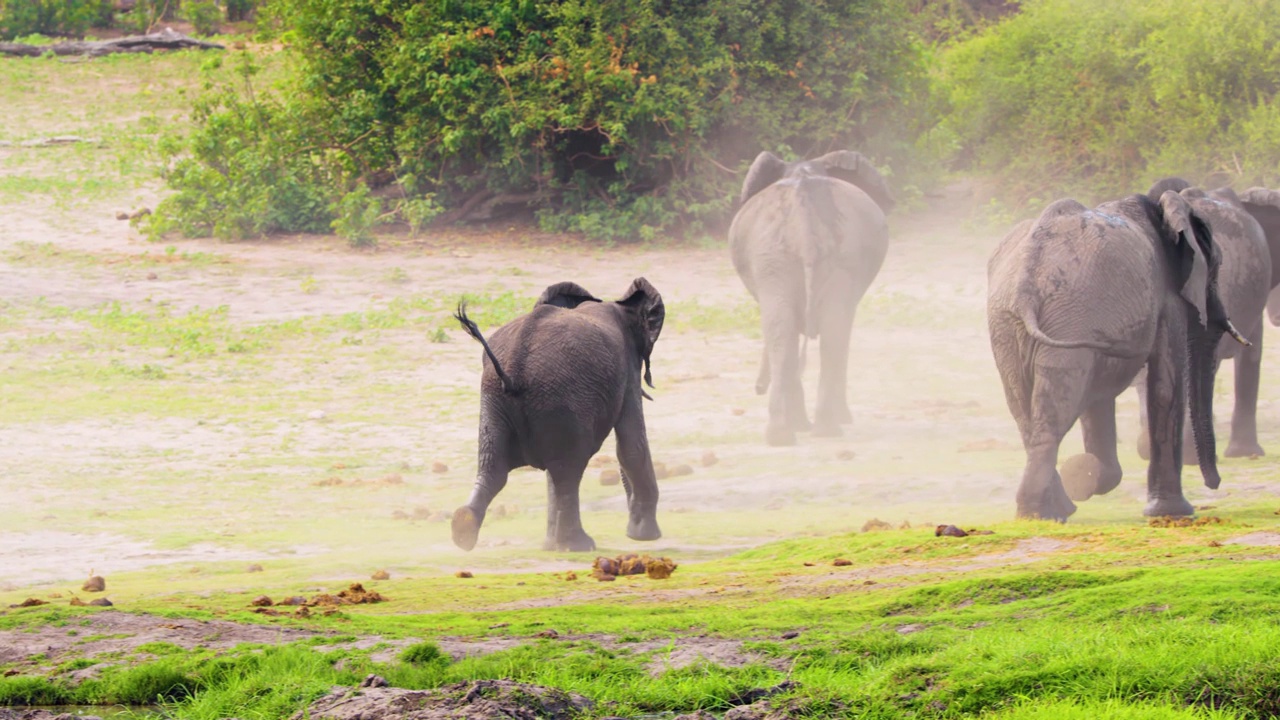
[1133,179,1280,461]
[728,150,895,445]
[987,191,1249,521]
[451,278,665,552]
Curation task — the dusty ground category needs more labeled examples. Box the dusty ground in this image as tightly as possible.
[3,176,1279,588]
[2,50,1280,600]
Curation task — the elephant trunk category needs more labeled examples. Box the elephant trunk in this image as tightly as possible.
[1187,319,1224,489]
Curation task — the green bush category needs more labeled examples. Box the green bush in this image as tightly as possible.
[186,0,222,36]
[155,0,928,242]
[226,0,256,22]
[937,0,1280,203]
[0,0,111,40]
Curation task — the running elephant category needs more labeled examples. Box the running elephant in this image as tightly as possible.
[1134,179,1280,461]
[452,279,665,552]
[728,150,894,446]
[987,191,1248,521]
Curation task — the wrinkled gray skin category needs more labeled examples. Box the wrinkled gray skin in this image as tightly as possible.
[1135,179,1280,461]
[728,150,894,445]
[987,192,1239,521]
[451,278,664,552]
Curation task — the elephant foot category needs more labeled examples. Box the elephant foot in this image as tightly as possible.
[1143,496,1194,518]
[627,516,662,542]
[815,404,853,429]
[1136,433,1151,461]
[1016,482,1077,523]
[451,506,483,551]
[811,422,842,438]
[766,423,796,447]
[1224,440,1265,458]
[1058,454,1102,502]
[543,529,596,553]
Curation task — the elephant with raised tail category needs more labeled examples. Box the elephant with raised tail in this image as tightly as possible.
[451,278,665,552]
[728,150,895,446]
[1133,179,1280,461]
[987,192,1249,521]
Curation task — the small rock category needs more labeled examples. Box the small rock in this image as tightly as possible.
[936,524,968,537]
[432,461,448,473]
[9,598,47,608]
[115,211,130,220]
[802,561,815,567]
[535,629,560,639]
[836,449,856,461]
[246,564,264,573]
[780,631,800,640]
[701,450,718,467]
[489,622,510,629]
[146,272,158,280]
[82,576,105,592]
[371,569,390,581]
[832,558,852,567]
[359,674,388,688]
[564,571,578,581]
[670,464,694,477]
[88,598,113,607]
[456,571,474,579]
[731,407,746,416]
[599,468,620,486]
[250,595,273,607]
[278,596,306,606]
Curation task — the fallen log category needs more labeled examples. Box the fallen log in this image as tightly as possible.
[0,28,223,58]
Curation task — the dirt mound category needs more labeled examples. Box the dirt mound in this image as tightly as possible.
[296,678,593,720]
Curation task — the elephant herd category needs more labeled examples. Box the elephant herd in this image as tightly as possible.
[449,149,1280,552]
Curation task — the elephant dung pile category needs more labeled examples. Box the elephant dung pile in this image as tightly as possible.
[592,554,678,581]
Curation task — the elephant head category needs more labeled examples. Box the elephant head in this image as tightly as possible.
[617,277,665,389]
[1152,189,1235,488]
[740,150,896,214]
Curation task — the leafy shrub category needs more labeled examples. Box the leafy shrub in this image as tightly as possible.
[186,0,221,36]
[937,0,1280,204]
[155,0,928,242]
[150,54,340,240]
[0,0,111,40]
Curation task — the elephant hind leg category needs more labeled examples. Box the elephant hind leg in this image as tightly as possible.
[615,395,661,542]
[542,459,595,552]
[452,434,513,551]
[1016,353,1090,521]
[813,295,857,435]
[758,284,808,445]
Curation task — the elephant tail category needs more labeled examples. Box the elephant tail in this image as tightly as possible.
[454,301,517,394]
[1015,307,1124,353]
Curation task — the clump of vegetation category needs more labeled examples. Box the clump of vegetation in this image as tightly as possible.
[152,0,928,243]
[399,641,449,666]
[0,0,111,40]
[935,0,1280,204]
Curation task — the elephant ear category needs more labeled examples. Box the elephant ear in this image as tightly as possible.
[1158,190,1216,327]
[535,281,601,309]
[807,150,896,214]
[1146,176,1192,201]
[618,277,665,389]
[1239,187,1280,261]
[740,151,789,205]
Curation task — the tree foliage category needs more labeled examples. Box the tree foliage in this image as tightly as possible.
[937,0,1280,202]
[155,0,927,242]
[0,0,111,39]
